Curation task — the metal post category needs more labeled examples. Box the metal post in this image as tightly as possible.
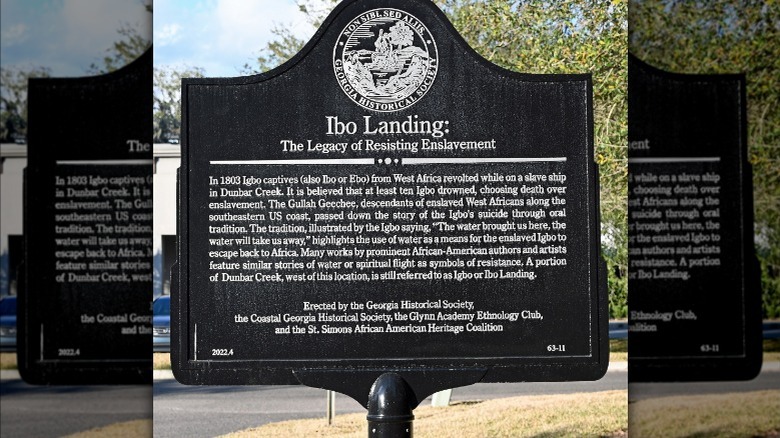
[327,390,336,425]
[366,373,415,437]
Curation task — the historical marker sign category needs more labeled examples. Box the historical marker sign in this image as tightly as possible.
[173,0,607,389]
[628,54,762,381]
[19,50,153,384]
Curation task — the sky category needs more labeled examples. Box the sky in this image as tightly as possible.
[0,0,322,77]
[153,0,318,77]
[0,0,151,76]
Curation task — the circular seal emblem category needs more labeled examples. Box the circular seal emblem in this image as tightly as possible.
[333,8,438,112]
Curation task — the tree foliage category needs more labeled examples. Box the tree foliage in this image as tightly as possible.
[87,26,151,75]
[630,0,780,318]
[247,0,629,317]
[240,24,308,75]
[435,0,628,318]
[0,66,51,142]
[153,66,205,142]
[1,1,150,142]
[240,0,339,74]
[88,1,152,75]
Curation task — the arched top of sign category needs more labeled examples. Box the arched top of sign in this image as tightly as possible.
[184,0,589,87]
[628,53,745,84]
[333,8,438,112]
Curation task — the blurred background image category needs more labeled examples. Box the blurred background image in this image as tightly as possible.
[628,1,780,436]
[1,0,152,436]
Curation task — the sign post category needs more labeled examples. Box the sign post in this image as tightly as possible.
[173,0,608,433]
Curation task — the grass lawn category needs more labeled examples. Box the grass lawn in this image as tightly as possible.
[0,352,17,369]
[63,420,152,438]
[629,390,779,437]
[154,352,171,370]
[221,390,628,438]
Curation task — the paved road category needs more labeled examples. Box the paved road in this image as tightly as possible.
[153,381,364,437]
[0,378,151,438]
[629,366,780,401]
[152,369,627,438]
[6,366,774,438]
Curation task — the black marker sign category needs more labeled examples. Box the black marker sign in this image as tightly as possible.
[628,54,762,381]
[173,0,607,389]
[19,50,153,384]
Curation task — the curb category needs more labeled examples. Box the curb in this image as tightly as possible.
[1,369,20,380]
[154,369,174,380]
[762,361,780,373]
[608,361,627,372]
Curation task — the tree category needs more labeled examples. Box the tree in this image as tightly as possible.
[240,24,309,75]
[435,0,628,318]
[87,0,152,75]
[1,1,150,142]
[387,22,415,49]
[240,0,340,75]
[153,66,205,142]
[630,0,780,318]
[0,66,51,142]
